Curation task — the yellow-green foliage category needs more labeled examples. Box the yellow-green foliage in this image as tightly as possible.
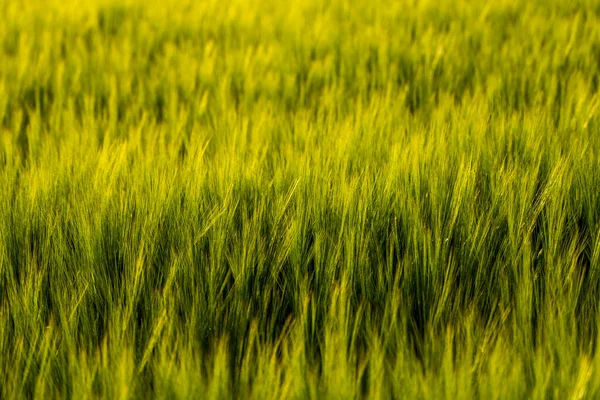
[2,0,600,398]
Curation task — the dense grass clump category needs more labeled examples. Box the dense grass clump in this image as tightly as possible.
[2,0,600,398]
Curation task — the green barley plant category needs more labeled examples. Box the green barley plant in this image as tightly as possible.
[1,0,600,398]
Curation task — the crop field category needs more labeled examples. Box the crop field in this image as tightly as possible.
[1,0,600,398]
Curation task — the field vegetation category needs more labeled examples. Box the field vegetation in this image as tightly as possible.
[2,0,600,398]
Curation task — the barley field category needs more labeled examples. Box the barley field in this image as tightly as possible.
[1,0,600,398]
